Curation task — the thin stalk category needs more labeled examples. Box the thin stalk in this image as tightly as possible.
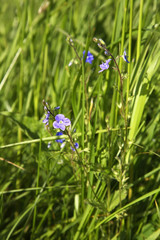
[109,1,120,130]
[67,37,82,64]
[87,77,101,200]
[118,0,128,213]
[126,0,133,119]
[81,58,85,210]
[128,0,133,201]
[136,0,144,61]
[18,53,23,143]
[32,141,41,239]
[0,48,22,91]
[93,38,127,131]
[126,1,133,238]
[65,128,80,158]
[93,35,129,221]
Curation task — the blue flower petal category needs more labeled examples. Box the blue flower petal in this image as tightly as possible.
[83,51,94,64]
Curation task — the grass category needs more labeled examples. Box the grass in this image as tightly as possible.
[0,0,160,239]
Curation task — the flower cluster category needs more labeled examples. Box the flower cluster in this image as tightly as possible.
[67,36,129,74]
[42,101,79,152]
[43,38,130,151]
[98,48,129,72]
[93,37,130,73]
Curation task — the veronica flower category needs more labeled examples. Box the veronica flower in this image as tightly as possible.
[71,142,79,151]
[53,114,71,131]
[98,59,112,73]
[43,111,50,126]
[122,50,130,63]
[83,51,94,64]
[55,132,65,144]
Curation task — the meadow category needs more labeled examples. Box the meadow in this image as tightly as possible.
[0,0,160,239]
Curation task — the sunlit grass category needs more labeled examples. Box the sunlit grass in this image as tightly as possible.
[0,0,160,239]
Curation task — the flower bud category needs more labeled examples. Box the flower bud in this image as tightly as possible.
[93,37,98,43]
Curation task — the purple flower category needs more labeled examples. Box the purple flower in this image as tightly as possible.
[122,50,130,63]
[83,51,94,64]
[43,111,50,125]
[71,142,79,151]
[55,132,65,144]
[98,59,112,73]
[53,114,71,131]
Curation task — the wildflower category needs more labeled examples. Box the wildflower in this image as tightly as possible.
[43,111,50,125]
[98,59,112,73]
[53,114,71,131]
[71,142,79,151]
[83,51,94,64]
[122,50,130,63]
[55,132,65,144]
